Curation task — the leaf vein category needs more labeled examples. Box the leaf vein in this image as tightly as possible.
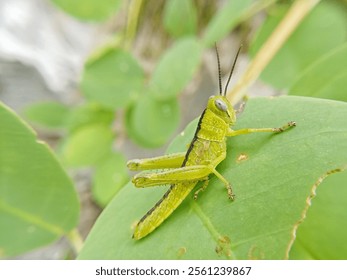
[190,200,235,259]
[0,198,65,236]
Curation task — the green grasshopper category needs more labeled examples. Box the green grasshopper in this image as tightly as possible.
[127,45,296,240]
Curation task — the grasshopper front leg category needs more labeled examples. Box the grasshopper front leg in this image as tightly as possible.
[227,121,296,136]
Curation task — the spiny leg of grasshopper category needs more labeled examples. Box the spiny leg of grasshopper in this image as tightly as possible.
[235,95,249,115]
[228,121,296,136]
[127,152,186,171]
[191,176,235,200]
[193,178,209,200]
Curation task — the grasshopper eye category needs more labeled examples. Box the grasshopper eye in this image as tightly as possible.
[215,99,228,112]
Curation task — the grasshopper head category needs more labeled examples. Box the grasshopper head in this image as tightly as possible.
[207,95,236,125]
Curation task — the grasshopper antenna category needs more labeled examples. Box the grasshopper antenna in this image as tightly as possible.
[224,44,242,96]
[214,43,222,95]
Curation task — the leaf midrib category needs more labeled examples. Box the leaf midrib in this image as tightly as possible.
[0,198,65,236]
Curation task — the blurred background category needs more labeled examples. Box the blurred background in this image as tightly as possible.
[0,0,346,259]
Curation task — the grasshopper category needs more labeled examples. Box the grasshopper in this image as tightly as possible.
[127,45,296,240]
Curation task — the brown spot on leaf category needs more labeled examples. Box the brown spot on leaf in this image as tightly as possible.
[177,247,187,258]
[219,235,231,244]
[215,246,223,256]
[236,153,248,163]
[215,235,233,258]
[248,245,265,260]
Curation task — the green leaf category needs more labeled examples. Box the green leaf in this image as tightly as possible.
[23,102,70,129]
[61,124,114,167]
[126,93,180,148]
[163,0,197,38]
[289,170,347,260]
[202,0,254,47]
[92,152,129,207]
[81,48,144,109]
[149,37,202,100]
[78,96,347,259]
[250,2,347,89]
[51,0,122,21]
[289,43,347,102]
[66,103,114,132]
[0,102,79,257]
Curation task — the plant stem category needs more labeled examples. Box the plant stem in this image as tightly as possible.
[66,228,84,254]
[227,0,321,103]
[124,0,144,50]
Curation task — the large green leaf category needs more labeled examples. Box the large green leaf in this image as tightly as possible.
[250,2,347,89]
[289,43,347,102]
[78,96,347,259]
[51,0,122,21]
[0,103,79,257]
[149,37,202,100]
[81,48,144,110]
[290,170,347,260]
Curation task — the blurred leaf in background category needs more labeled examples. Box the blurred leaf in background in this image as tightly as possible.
[23,102,71,129]
[163,0,197,38]
[65,103,114,133]
[149,37,203,100]
[289,43,347,102]
[126,93,180,147]
[202,0,254,47]
[81,48,145,110]
[24,102,115,132]
[60,123,115,167]
[51,0,122,21]
[250,1,347,90]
